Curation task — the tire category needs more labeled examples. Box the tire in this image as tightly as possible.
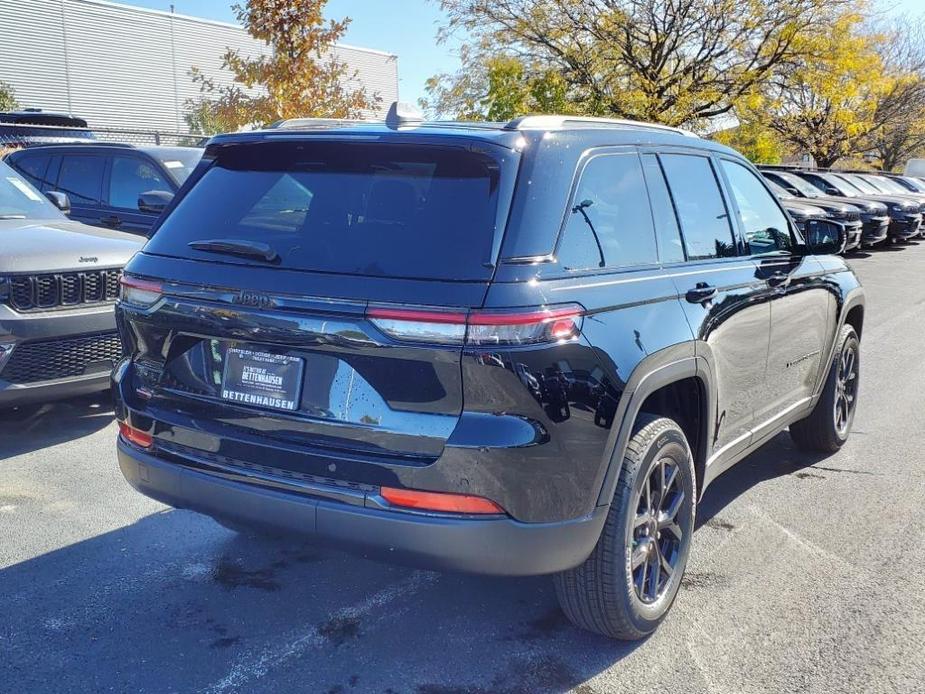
[554,414,696,640]
[789,324,860,453]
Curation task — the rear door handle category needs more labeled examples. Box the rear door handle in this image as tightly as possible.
[101,215,122,228]
[767,271,791,288]
[685,282,717,304]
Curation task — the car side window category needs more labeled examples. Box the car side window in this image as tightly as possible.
[719,160,793,255]
[557,152,658,270]
[56,155,105,207]
[13,155,51,190]
[640,154,685,264]
[659,153,736,260]
[110,156,170,210]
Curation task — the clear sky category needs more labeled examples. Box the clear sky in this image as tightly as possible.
[113,0,461,107]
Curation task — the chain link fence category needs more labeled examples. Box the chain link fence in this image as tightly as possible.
[0,122,207,157]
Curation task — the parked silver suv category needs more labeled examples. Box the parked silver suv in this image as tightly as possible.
[0,160,141,408]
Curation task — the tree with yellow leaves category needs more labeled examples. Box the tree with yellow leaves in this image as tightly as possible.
[743,11,891,168]
[423,0,855,126]
[186,0,380,134]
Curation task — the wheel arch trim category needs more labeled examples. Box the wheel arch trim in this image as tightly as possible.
[594,347,714,508]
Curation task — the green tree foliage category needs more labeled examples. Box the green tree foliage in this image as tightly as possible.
[423,0,852,126]
[186,0,380,134]
[0,81,18,111]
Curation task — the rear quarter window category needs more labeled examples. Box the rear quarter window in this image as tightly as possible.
[146,141,507,281]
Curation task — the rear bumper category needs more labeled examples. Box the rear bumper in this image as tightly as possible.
[117,440,608,576]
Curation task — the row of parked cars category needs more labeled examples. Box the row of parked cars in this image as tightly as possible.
[761,166,925,251]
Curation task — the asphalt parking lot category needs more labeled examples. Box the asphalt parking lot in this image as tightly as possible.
[3,245,925,694]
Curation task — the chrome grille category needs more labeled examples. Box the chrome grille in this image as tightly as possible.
[5,269,121,312]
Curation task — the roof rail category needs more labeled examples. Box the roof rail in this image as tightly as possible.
[268,101,425,131]
[267,116,380,131]
[504,114,698,137]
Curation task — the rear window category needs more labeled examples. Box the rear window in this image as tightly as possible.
[146,142,506,281]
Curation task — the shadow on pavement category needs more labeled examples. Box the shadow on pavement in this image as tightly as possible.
[1,506,642,693]
[0,393,113,461]
[697,430,832,528]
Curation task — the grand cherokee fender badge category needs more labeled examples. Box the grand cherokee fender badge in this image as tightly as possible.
[232,290,274,309]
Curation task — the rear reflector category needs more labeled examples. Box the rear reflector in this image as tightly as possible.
[380,486,504,514]
[367,304,583,345]
[119,275,163,308]
[119,421,153,448]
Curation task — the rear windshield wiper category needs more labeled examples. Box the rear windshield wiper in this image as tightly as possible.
[187,239,279,263]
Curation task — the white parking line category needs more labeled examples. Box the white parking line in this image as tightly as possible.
[202,570,439,693]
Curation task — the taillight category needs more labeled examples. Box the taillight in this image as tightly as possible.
[367,304,583,345]
[365,307,468,344]
[119,275,163,308]
[118,421,153,448]
[380,486,504,514]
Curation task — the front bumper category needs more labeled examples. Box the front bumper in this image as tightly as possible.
[860,216,890,245]
[0,304,119,407]
[117,439,608,576]
[888,213,922,240]
[0,372,111,406]
[843,221,863,250]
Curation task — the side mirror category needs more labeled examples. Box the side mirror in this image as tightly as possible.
[805,219,846,255]
[138,190,174,214]
[45,191,71,214]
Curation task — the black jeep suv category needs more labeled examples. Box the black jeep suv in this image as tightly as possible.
[113,105,865,640]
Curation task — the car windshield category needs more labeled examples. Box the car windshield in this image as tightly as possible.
[146,141,508,281]
[774,171,825,198]
[839,174,880,195]
[870,175,912,195]
[0,161,63,220]
[896,176,925,192]
[147,147,203,186]
[811,173,854,197]
[765,179,792,198]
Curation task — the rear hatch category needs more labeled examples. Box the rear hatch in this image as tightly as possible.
[121,136,518,476]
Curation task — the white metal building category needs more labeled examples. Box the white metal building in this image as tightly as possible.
[0,0,399,132]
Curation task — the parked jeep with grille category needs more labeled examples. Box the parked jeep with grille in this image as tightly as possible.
[0,160,141,408]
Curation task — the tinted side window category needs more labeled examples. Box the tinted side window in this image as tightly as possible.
[13,155,51,190]
[557,152,657,270]
[110,156,170,210]
[56,155,105,206]
[720,159,792,255]
[641,154,685,264]
[660,154,736,260]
